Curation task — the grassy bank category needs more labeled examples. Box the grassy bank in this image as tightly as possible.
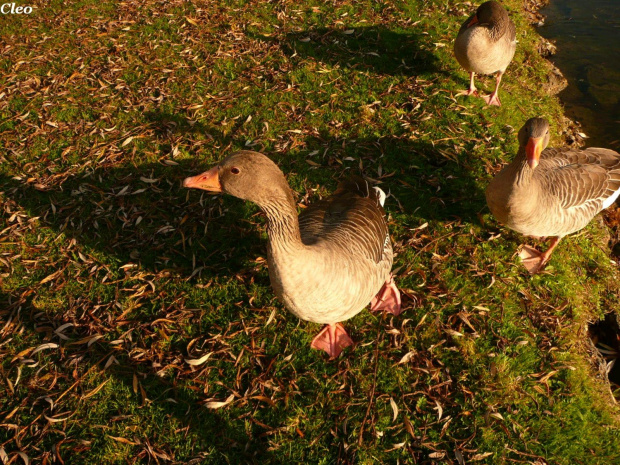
[1,0,620,463]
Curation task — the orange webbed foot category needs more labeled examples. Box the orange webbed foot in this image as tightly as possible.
[310,323,353,358]
[519,245,548,274]
[482,92,501,106]
[370,275,403,316]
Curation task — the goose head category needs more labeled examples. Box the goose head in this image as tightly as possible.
[518,117,550,169]
[468,1,509,30]
[183,150,292,208]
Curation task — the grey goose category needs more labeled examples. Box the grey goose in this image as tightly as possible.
[486,117,620,273]
[184,151,402,357]
[454,1,516,106]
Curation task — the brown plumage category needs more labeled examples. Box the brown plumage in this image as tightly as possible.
[486,117,620,273]
[454,1,516,106]
[184,151,401,357]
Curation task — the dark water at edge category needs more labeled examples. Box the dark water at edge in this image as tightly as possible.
[538,0,620,149]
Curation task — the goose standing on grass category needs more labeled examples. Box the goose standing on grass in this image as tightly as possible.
[454,1,516,106]
[486,117,620,274]
[184,151,402,358]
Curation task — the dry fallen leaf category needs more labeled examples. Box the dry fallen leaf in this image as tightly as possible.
[31,343,59,355]
[397,351,416,364]
[389,397,399,422]
[185,352,213,366]
[205,394,234,409]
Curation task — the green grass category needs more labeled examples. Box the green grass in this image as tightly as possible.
[1,0,620,463]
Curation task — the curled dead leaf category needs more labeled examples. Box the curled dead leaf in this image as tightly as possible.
[44,412,75,423]
[31,343,59,355]
[397,351,416,364]
[108,435,141,446]
[205,394,234,409]
[389,397,398,422]
[185,352,213,366]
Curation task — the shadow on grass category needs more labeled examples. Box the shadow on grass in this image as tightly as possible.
[0,130,483,282]
[0,160,260,278]
[252,26,441,77]
[0,125,484,463]
[0,289,280,464]
[296,131,485,224]
[142,110,239,149]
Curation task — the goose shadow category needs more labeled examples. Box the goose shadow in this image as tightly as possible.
[251,26,441,77]
[0,115,484,289]
[126,110,485,226]
[0,289,279,463]
[0,160,264,280]
[295,132,486,224]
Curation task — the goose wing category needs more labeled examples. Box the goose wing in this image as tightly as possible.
[298,176,389,264]
[538,147,620,209]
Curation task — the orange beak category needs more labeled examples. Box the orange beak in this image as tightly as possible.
[525,137,543,169]
[183,166,222,192]
[467,15,479,27]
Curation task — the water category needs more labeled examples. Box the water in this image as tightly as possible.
[539,0,620,149]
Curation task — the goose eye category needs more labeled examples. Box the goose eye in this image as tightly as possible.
[230,167,240,175]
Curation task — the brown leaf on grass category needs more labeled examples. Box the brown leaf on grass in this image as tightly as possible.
[404,416,415,439]
[108,436,141,446]
[3,407,19,421]
[434,400,443,420]
[205,394,234,409]
[44,412,75,423]
[40,270,62,284]
[397,351,416,364]
[82,380,110,399]
[389,397,399,422]
[31,343,59,355]
[251,395,276,407]
[184,352,213,366]
[539,370,559,383]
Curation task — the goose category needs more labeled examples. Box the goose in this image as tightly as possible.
[486,117,620,273]
[184,151,401,357]
[454,1,516,106]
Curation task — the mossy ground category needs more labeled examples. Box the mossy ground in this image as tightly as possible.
[1,0,620,463]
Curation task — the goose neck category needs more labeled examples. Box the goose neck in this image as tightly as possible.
[509,148,535,186]
[261,197,302,249]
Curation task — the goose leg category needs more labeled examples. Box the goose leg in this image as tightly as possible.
[463,72,479,96]
[519,236,561,274]
[482,72,504,106]
[310,323,353,358]
[370,274,402,316]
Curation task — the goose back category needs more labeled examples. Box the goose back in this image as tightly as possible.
[299,176,390,264]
